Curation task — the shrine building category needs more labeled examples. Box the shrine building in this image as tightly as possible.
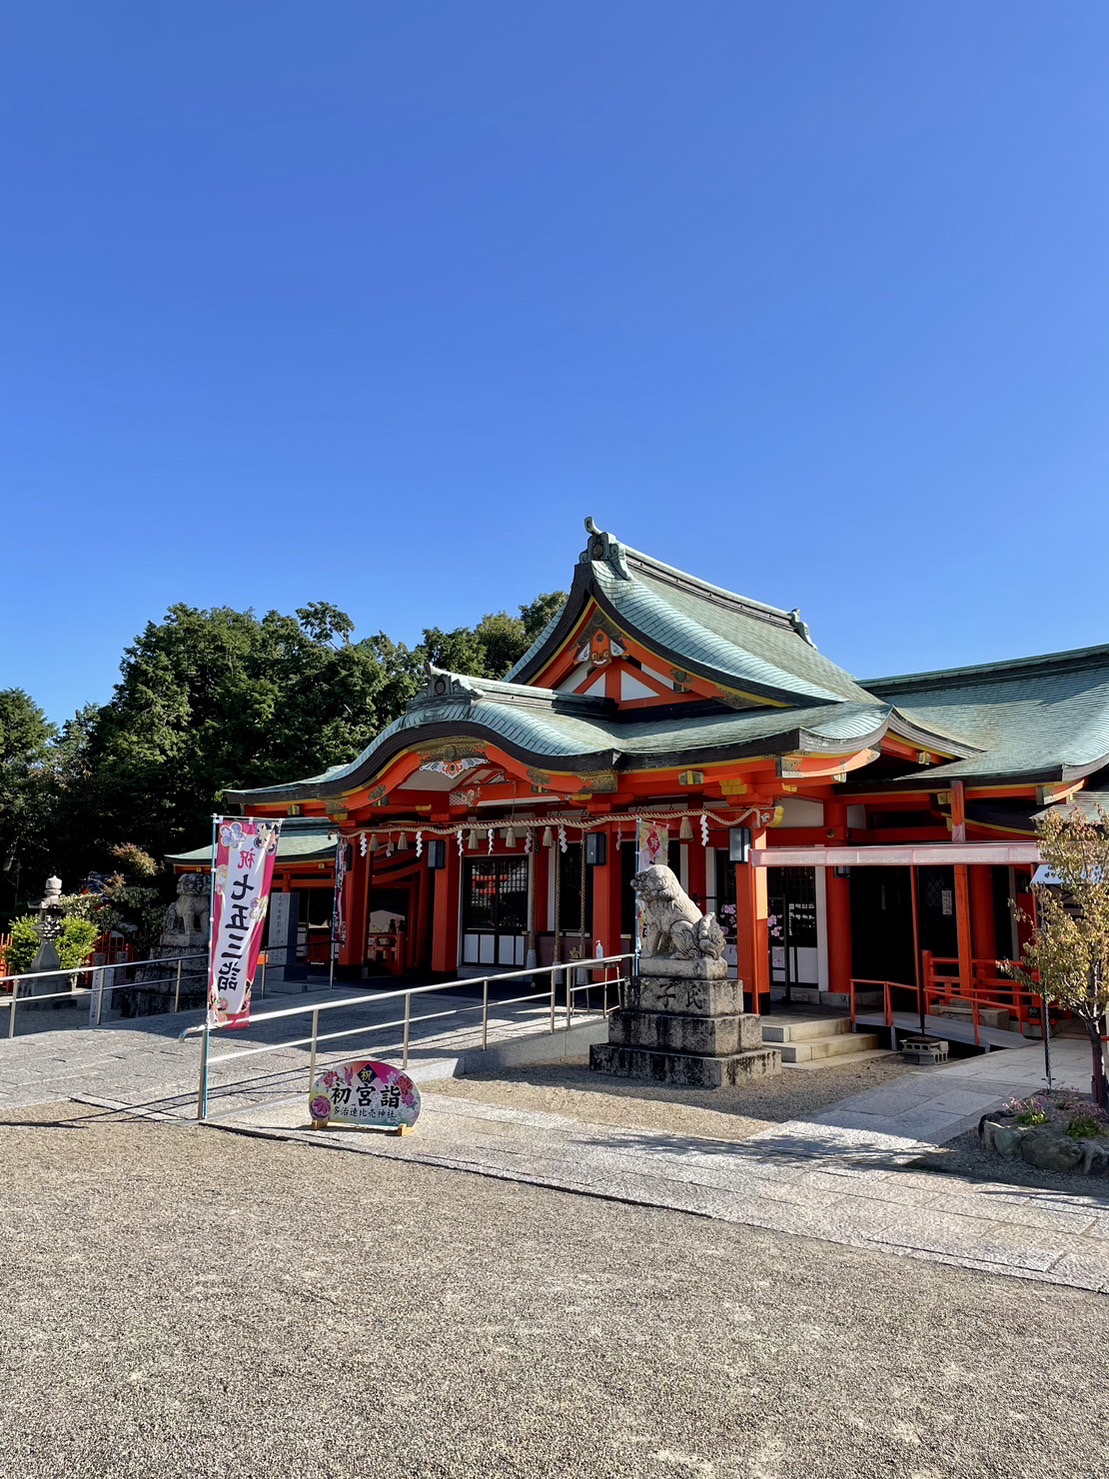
[196,518,1109,1022]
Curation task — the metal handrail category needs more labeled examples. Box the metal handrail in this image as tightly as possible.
[1,950,208,1037]
[185,952,634,1122]
[0,949,205,990]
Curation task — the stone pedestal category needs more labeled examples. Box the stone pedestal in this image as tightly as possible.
[590,958,782,1088]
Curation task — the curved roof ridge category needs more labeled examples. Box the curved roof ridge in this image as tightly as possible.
[581,516,810,639]
[865,641,1109,692]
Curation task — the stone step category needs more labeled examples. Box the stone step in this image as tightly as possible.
[782,1047,897,1072]
[771,1031,880,1063]
[929,1002,1011,1030]
[760,1016,852,1045]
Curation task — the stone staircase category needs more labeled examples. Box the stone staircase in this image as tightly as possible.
[760,1015,881,1065]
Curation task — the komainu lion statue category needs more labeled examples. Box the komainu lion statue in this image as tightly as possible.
[160,873,210,947]
[632,864,726,961]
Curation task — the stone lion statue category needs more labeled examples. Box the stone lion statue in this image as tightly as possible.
[160,873,210,947]
[632,864,726,961]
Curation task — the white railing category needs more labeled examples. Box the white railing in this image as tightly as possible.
[0,951,207,1037]
[181,954,634,1122]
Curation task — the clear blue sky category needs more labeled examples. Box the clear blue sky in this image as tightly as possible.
[4,3,1109,725]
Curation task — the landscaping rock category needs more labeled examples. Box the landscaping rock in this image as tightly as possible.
[1081,1142,1109,1176]
[1020,1132,1085,1173]
[979,1108,1109,1178]
[990,1123,1028,1158]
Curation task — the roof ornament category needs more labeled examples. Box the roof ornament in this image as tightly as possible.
[581,516,631,578]
[787,608,816,648]
[418,664,484,709]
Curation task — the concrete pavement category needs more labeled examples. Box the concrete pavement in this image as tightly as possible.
[3,994,1107,1295]
[0,983,603,1116]
[224,1038,1109,1294]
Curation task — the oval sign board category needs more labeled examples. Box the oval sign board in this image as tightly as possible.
[309,1059,420,1133]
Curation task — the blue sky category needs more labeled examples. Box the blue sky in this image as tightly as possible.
[4,3,1109,725]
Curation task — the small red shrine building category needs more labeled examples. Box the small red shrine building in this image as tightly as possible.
[216,519,1109,1021]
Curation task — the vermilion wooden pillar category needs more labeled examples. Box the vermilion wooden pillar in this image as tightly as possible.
[824,800,852,998]
[334,842,359,971]
[954,866,974,995]
[970,866,997,963]
[590,825,621,960]
[430,840,461,975]
[951,784,974,994]
[341,844,369,971]
[736,825,769,1013]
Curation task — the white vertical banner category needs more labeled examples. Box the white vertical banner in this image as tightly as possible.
[208,817,283,1028]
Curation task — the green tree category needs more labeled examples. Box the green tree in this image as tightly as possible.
[1006,806,1109,1108]
[418,592,565,680]
[19,587,567,884]
[0,689,58,910]
[83,604,426,861]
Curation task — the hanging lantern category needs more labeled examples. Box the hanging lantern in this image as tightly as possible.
[679,816,693,841]
[542,826,554,848]
[505,825,517,848]
[396,831,408,852]
[467,827,479,850]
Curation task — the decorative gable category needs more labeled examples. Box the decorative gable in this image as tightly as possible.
[541,604,713,708]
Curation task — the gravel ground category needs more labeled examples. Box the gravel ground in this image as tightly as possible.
[4,1101,1107,1479]
[911,1126,1109,1199]
[422,1053,913,1142]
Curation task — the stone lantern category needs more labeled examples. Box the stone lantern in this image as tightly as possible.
[31,874,66,977]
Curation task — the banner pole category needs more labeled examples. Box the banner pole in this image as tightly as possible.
[203,813,219,1120]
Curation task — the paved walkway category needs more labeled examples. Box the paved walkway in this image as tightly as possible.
[3,996,1107,1295]
[0,983,590,1116]
[221,1037,1109,1295]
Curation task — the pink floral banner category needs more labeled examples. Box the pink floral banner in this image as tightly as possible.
[208,817,282,1029]
[309,1059,420,1131]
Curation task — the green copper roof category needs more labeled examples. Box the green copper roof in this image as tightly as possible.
[166,818,335,866]
[228,665,899,806]
[225,528,1109,807]
[865,644,1109,783]
[506,518,871,706]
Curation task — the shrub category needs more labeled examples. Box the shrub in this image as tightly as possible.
[1065,1111,1106,1139]
[5,916,42,974]
[56,918,100,972]
[111,843,159,880]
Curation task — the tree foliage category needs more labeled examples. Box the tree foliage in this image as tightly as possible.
[1006,806,1109,1107]
[0,689,57,894]
[0,589,566,924]
[419,592,565,679]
